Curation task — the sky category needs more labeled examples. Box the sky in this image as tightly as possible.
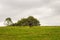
[0,0,60,26]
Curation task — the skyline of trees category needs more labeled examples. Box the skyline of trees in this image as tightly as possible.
[4,16,40,27]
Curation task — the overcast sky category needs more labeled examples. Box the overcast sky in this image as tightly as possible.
[0,0,60,26]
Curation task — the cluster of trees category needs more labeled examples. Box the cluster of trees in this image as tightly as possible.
[4,16,40,27]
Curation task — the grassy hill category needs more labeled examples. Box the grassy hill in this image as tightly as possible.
[0,26,60,40]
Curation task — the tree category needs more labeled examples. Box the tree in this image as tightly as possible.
[4,17,13,26]
[16,16,40,27]
[27,16,40,27]
[16,18,28,26]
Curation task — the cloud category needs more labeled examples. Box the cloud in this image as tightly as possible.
[0,0,53,9]
[0,0,60,26]
[41,15,60,26]
[21,6,53,18]
[49,0,60,15]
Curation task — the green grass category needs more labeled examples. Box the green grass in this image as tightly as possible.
[0,26,60,40]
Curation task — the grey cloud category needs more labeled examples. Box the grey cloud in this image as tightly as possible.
[0,0,53,17]
[0,0,60,26]
[0,0,53,9]
[49,0,60,15]
[41,15,60,26]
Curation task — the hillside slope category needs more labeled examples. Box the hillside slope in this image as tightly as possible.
[0,26,60,40]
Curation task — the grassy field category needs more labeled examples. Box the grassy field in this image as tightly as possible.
[0,26,60,40]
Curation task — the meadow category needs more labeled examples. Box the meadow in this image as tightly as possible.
[0,26,60,40]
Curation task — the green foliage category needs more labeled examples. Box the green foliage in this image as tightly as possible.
[4,17,13,26]
[15,16,40,27]
[17,18,28,26]
[4,16,40,27]
[27,16,40,26]
[0,26,60,40]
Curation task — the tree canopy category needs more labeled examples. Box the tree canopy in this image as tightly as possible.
[4,17,13,26]
[14,16,40,27]
[5,16,40,27]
